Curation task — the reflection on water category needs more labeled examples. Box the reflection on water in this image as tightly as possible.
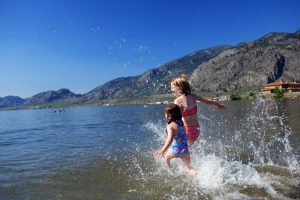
[0,99,299,199]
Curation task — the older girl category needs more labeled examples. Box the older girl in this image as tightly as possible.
[171,76,225,146]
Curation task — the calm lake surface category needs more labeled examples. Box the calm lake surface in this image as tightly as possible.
[0,98,299,199]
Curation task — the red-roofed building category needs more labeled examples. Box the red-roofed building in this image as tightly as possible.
[262,81,300,93]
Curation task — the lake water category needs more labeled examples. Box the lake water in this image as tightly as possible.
[0,98,299,199]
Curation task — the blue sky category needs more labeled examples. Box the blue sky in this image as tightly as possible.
[1,0,299,98]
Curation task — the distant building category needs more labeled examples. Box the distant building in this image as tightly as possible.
[262,81,300,93]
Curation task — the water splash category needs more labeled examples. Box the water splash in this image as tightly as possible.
[142,98,300,199]
[243,98,299,172]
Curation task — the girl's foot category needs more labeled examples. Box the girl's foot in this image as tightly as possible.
[187,168,197,176]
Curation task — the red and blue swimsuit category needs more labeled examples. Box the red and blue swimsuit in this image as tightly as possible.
[170,120,189,157]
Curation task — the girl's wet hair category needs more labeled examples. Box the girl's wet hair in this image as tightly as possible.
[165,103,182,122]
[171,76,191,95]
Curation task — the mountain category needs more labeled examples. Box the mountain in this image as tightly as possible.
[1,29,299,109]
[0,96,25,108]
[190,30,300,93]
[82,45,230,101]
[23,89,81,105]
[83,29,300,100]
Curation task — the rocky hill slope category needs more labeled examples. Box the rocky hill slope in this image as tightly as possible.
[190,30,300,93]
[83,30,300,100]
[1,29,299,108]
[23,89,81,105]
[0,96,25,108]
[82,46,230,101]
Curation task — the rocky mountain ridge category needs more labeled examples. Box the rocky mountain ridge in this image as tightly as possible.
[1,29,299,108]
[0,96,25,108]
[190,30,300,93]
[23,88,81,105]
[0,89,81,108]
[82,45,230,101]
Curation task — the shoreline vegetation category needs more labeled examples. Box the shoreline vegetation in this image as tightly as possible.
[1,91,300,111]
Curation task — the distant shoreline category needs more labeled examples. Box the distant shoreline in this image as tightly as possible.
[1,92,300,111]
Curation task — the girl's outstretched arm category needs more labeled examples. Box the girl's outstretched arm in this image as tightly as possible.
[155,125,173,157]
[192,93,226,109]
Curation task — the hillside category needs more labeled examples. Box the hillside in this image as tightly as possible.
[190,30,300,93]
[1,29,300,109]
[81,45,230,101]
[23,89,81,105]
[0,96,25,108]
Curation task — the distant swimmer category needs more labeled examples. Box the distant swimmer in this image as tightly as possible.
[54,109,65,113]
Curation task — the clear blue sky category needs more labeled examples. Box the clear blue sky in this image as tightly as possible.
[1,0,299,98]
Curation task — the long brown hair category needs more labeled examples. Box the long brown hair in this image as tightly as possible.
[165,103,182,123]
[171,76,191,95]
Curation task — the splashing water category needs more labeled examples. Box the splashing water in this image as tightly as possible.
[140,98,300,199]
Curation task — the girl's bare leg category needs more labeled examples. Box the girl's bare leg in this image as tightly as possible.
[164,151,176,168]
[181,153,197,176]
[188,140,195,158]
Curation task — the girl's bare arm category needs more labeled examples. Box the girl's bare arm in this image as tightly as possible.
[155,125,173,157]
[192,93,225,109]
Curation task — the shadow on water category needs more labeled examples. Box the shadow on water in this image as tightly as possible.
[0,99,300,199]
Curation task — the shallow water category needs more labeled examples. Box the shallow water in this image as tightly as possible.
[0,98,299,199]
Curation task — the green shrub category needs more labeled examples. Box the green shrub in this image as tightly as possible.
[249,91,255,97]
[273,86,283,98]
[229,91,241,100]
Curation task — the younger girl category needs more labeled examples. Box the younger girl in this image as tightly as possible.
[171,76,225,146]
[155,103,196,176]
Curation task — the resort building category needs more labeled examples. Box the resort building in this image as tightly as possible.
[262,81,300,93]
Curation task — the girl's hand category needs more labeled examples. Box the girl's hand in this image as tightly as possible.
[154,150,164,157]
